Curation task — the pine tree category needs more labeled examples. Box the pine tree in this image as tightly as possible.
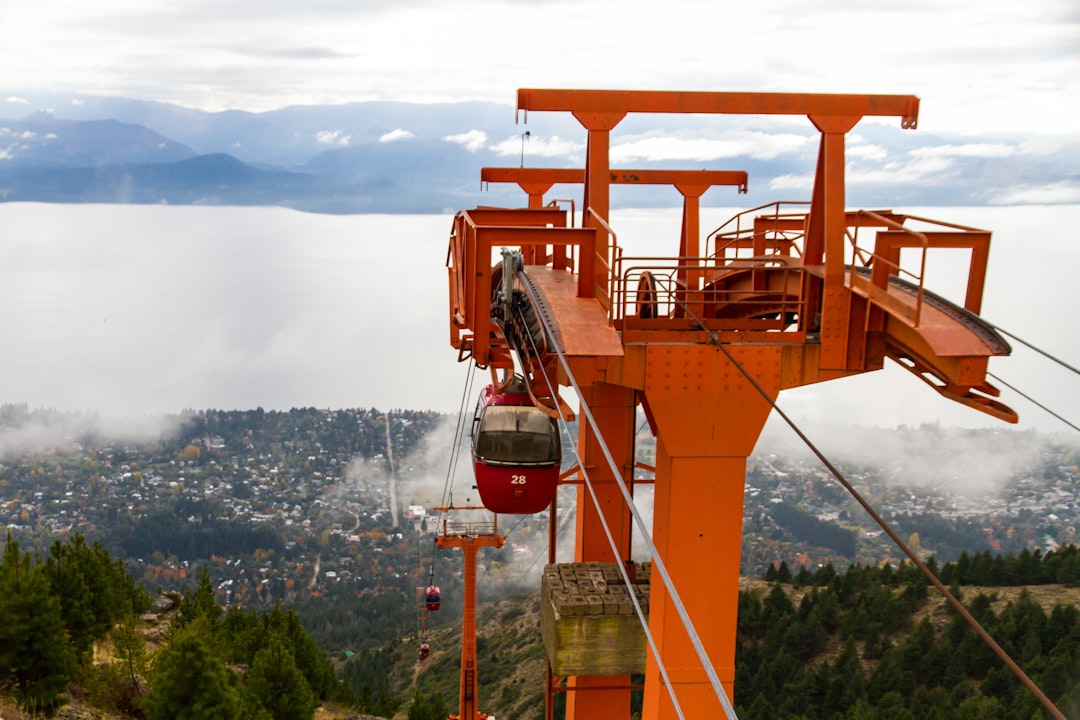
[246,635,317,720]
[112,613,149,697]
[42,534,153,663]
[176,566,222,630]
[144,633,241,720]
[406,689,451,720]
[43,537,98,661]
[0,534,78,712]
[263,605,341,701]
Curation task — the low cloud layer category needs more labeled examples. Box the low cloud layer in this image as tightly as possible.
[4,0,1073,138]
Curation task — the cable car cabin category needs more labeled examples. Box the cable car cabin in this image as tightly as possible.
[471,381,561,514]
[425,585,441,611]
[419,643,430,661]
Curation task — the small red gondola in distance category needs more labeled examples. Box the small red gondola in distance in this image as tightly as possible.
[425,585,441,611]
[471,378,561,514]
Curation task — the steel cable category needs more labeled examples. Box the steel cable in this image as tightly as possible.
[669,301,1068,720]
[989,323,1080,377]
[988,372,1080,434]
[515,277,739,720]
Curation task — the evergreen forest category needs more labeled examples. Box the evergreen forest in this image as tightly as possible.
[3,405,1080,718]
[6,527,1080,718]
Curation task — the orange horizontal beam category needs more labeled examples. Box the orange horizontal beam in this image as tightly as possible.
[481,167,584,185]
[461,206,568,227]
[517,89,920,128]
[482,167,748,192]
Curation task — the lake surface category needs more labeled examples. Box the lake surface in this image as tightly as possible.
[0,202,1077,436]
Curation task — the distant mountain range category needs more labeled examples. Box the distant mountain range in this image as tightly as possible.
[2,92,1077,213]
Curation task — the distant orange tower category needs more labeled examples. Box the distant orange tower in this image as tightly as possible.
[435,511,504,720]
[447,88,1012,719]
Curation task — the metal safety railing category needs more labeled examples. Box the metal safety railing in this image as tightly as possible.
[704,202,992,329]
[441,520,498,538]
[844,210,992,326]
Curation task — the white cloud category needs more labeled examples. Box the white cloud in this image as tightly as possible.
[315,129,350,146]
[848,156,955,185]
[444,129,488,153]
[768,173,813,191]
[490,134,583,159]
[5,96,28,105]
[611,131,810,163]
[1017,139,1064,155]
[0,149,11,161]
[909,143,1016,159]
[991,181,1080,205]
[379,128,413,142]
[0,0,1076,137]
[70,98,84,106]
[770,154,957,191]
[847,144,888,161]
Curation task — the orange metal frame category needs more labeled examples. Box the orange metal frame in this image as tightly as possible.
[435,511,505,720]
[445,88,1011,720]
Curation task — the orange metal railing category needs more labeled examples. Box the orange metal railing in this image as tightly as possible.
[703,204,992,329]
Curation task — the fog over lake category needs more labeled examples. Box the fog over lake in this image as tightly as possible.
[1,202,1077,436]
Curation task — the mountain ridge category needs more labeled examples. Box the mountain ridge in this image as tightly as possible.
[2,92,1078,213]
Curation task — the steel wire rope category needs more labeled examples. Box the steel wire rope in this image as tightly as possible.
[667,303,1068,720]
[979,322,1080,433]
[425,362,478,636]
[438,363,477,526]
[988,323,1080,377]
[515,287,737,720]
[415,554,428,645]
[529,360,691,720]
[988,372,1080,434]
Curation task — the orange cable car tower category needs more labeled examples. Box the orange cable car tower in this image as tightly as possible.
[434,507,505,720]
[446,88,1014,720]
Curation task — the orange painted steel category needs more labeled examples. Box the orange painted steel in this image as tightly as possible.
[444,88,1012,720]
[435,512,504,720]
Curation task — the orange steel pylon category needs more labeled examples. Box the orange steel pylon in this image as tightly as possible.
[435,510,504,720]
[446,88,1013,720]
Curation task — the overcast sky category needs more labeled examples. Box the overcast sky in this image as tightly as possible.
[1,0,1079,439]
[2,0,1078,136]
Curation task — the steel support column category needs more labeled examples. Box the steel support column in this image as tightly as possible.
[639,344,779,719]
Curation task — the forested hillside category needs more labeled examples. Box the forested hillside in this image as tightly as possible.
[352,553,1080,720]
[3,405,1080,717]
[5,535,1080,717]
[736,557,1080,718]
[0,533,353,718]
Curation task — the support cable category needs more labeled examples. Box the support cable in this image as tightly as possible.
[439,363,477,517]
[512,296,694,717]
[434,363,478,570]
[989,323,1080,377]
[988,372,1080,435]
[671,303,1067,720]
[530,357,691,720]
[520,287,739,720]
